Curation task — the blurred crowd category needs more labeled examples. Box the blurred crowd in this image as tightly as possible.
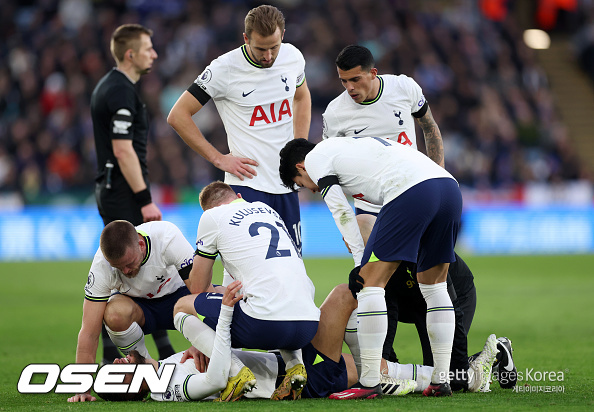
[0,0,591,205]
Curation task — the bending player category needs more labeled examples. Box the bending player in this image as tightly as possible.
[316,44,516,392]
[175,181,320,400]
[279,137,462,398]
[68,220,194,402]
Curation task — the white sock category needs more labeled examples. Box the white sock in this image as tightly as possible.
[280,349,303,371]
[357,287,386,387]
[344,309,361,377]
[419,282,455,384]
[105,322,150,359]
[174,312,244,375]
[386,361,434,392]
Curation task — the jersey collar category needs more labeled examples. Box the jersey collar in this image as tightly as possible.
[114,67,137,84]
[359,75,384,105]
[241,44,264,69]
[230,198,247,204]
[137,229,151,266]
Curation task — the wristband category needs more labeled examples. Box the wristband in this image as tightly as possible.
[133,188,152,207]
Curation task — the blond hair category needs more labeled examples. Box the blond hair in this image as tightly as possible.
[110,24,153,63]
[199,181,237,211]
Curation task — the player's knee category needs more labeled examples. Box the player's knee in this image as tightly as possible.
[337,283,357,307]
[325,283,357,312]
[173,294,195,316]
[104,303,134,331]
[360,260,400,287]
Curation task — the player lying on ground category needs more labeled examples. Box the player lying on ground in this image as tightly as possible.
[83,282,415,402]
[87,283,506,402]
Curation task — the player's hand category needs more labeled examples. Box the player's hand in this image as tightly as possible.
[67,393,96,402]
[348,265,364,299]
[141,202,162,222]
[215,154,258,180]
[180,346,210,373]
[223,280,243,307]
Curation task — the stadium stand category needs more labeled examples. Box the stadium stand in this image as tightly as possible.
[0,0,590,206]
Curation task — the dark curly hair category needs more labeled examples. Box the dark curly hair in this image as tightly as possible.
[278,138,317,190]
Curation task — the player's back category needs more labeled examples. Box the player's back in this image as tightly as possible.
[199,200,318,322]
[306,137,454,206]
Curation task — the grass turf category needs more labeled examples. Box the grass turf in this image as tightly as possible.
[1,254,593,410]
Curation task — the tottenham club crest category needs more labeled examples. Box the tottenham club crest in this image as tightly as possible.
[281,75,289,91]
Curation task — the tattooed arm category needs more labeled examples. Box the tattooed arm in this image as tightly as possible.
[416,106,445,168]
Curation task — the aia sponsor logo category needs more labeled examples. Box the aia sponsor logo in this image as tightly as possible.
[249,99,292,126]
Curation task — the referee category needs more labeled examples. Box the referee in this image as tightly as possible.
[91,24,171,363]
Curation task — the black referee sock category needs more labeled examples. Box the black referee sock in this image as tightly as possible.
[152,329,175,359]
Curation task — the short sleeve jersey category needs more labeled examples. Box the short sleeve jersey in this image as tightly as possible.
[194,199,319,322]
[151,349,279,401]
[322,74,426,149]
[151,352,208,402]
[192,43,306,194]
[305,137,455,207]
[84,221,194,300]
[91,69,149,181]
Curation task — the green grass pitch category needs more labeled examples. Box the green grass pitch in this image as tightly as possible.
[1,254,593,410]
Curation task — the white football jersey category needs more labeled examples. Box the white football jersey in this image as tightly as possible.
[305,137,456,265]
[322,74,425,148]
[84,221,194,301]
[322,74,427,213]
[195,43,306,194]
[151,349,279,401]
[195,199,319,322]
[151,351,213,402]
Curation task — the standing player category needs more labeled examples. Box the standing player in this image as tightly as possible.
[174,181,320,400]
[279,137,462,398]
[167,4,311,252]
[68,220,194,402]
[323,45,444,239]
[91,24,173,363]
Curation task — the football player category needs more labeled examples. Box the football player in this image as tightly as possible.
[68,220,194,402]
[174,181,320,400]
[322,45,515,392]
[280,136,463,398]
[167,4,311,252]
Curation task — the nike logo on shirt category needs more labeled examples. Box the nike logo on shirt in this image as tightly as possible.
[242,89,256,97]
[354,126,369,134]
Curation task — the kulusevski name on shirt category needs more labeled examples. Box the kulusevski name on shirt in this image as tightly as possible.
[228,206,281,226]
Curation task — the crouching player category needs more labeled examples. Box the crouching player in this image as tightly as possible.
[85,282,419,402]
